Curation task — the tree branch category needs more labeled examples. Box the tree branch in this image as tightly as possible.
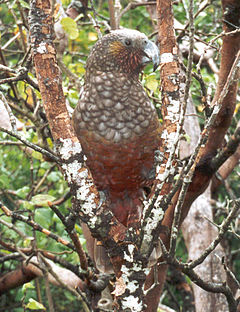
[187,199,240,270]
[0,202,75,251]
[210,126,240,173]
[0,127,60,163]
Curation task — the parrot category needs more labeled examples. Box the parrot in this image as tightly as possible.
[73,28,161,271]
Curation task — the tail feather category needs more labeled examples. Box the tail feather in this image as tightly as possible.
[94,243,114,274]
[109,190,143,226]
[83,191,161,273]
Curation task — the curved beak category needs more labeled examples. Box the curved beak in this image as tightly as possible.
[142,40,160,71]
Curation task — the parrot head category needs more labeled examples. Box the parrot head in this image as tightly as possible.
[86,29,160,75]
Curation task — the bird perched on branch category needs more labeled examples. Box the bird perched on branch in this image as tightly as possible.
[73,28,161,271]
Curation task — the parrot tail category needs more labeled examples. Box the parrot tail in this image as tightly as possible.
[94,191,143,273]
[91,190,161,273]
[110,193,143,226]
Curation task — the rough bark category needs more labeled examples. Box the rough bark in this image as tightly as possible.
[0,258,83,295]
[211,121,240,194]
[29,0,74,141]
[24,0,240,311]
[179,0,240,219]
[181,99,228,312]
[144,0,181,309]
[182,190,228,312]
[144,0,240,310]
[28,1,146,310]
[0,267,36,294]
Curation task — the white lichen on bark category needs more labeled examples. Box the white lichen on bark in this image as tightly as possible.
[120,261,150,312]
[59,138,82,160]
[122,295,142,312]
[141,202,165,253]
[36,42,48,54]
[161,52,174,63]
[164,101,181,122]
[123,244,135,262]
[58,138,98,215]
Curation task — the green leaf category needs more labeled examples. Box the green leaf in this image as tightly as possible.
[145,76,158,92]
[0,249,11,254]
[35,208,53,228]
[32,194,56,207]
[183,134,191,143]
[21,200,35,210]
[47,171,61,182]
[23,237,34,248]
[18,0,30,9]
[25,298,46,310]
[174,174,180,180]
[40,162,52,170]
[32,151,43,160]
[22,282,35,292]
[74,223,83,234]
[0,174,10,189]
[47,137,53,149]
[16,186,30,199]
[38,168,46,177]
[60,17,79,40]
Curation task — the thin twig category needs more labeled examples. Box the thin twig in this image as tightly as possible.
[38,254,91,312]
[114,0,121,29]
[0,127,60,163]
[2,33,20,50]
[0,65,39,90]
[178,0,211,41]
[211,127,240,173]
[0,218,28,239]
[0,252,22,263]
[49,203,89,271]
[222,257,240,290]
[0,202,75,251]
[57,58,82,93]
[169,0,195,256]
[88,0,102,38]
[119,1,156,20]
[7,99,36,123]
[0,141,24,145]
[108,0,116,30]
[187,199,240,269]
[180,264,237,312]
[32,164,56,195]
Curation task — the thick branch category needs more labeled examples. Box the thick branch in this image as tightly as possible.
[29,0,74,141]
[211,125,240,177]
[0,257,84,295]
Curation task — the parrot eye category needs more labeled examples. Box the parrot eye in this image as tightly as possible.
[124,39,132,46]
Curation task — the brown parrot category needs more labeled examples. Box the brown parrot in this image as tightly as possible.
[73,29,161,271]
